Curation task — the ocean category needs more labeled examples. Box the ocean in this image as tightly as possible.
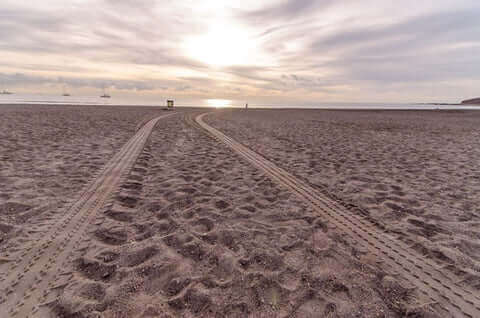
[1,93,479,110]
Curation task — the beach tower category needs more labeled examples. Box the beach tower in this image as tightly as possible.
[167,100,174,110]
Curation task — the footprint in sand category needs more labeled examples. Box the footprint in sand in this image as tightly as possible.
[94,228,128,245]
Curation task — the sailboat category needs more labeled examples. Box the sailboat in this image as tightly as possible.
[100,87,111,98]
[0,83,13,94]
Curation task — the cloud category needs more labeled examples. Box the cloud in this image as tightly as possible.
[1,0,480,103]
[311,9,480,53]
[0,72,158,91]
[305,9,480,85]
[239,0,332,23]
[0,2,204,69]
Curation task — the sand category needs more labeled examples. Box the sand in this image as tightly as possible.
[0,104,162,248]
[48,113,437,317]
[205,109,480,291]
[1,105,466,317]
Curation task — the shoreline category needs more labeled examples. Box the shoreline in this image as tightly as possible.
[0,102,480,112]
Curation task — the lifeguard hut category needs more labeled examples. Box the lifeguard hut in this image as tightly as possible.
[167,100,174,110]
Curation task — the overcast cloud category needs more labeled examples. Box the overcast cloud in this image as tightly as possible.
[1,0,479,104]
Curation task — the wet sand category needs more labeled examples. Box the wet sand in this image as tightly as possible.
[206,109,480,291]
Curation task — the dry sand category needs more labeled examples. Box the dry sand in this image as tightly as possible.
[51,113,434,317]
[0,104,162,248]
[1,105,460,317]
[206,109,480,292]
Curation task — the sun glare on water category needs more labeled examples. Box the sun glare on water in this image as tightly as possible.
[207,99,231,108]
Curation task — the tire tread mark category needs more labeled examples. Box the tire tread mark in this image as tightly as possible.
[0,113,176,317]
[194,112,480,318]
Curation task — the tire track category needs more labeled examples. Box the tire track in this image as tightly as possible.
[0,112,177,317]
[194,112,480,318]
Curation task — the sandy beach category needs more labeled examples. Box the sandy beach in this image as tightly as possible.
[1,105,479,317]
[206,109,480,290]
[0,105,163,248]
[3,0,480,316]
[54,111,436,317]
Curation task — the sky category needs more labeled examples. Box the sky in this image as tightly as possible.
[1,0,480,106]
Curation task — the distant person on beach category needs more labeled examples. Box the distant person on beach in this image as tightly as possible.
[245,103,248,110]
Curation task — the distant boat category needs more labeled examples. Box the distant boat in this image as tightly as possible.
[100,87,111,98]
[0,90,13,95]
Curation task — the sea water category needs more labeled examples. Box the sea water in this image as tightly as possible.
[1,93,480,110]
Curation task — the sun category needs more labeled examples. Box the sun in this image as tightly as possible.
[183,22,256,67]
